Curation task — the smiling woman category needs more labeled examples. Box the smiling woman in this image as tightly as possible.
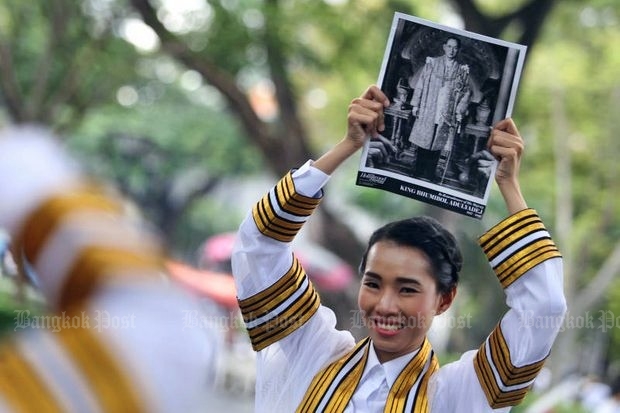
[358,218,460,363]
[231,85,566,413]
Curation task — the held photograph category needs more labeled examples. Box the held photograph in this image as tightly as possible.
[356,12,527,219]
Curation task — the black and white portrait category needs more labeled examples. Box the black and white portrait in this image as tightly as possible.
[357,12,526,219]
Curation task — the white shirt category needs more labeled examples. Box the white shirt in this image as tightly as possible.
[346,344,417,412]
[232,160,567,412]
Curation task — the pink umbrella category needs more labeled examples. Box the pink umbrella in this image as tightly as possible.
[199,232,354,292]
[199,232,237,272]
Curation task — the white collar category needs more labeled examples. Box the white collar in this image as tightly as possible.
[365,342,421,388]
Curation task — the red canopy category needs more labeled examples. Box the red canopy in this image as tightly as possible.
[165,260,238,309]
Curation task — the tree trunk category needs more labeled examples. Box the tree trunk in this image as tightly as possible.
[129,0,365,266]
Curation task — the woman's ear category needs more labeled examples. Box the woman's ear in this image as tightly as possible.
[436,287,457,316]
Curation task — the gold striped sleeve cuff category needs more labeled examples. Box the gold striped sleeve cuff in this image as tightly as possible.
[478,209,561,289]
[0,326,146,413]
[14,187,122,265]
[13,187,164,309]
[0,340,64,413]
[57,324,146,412]
[60,246,163,309]
[252,172,322,243]
[474,324,547,409]
[237,256,320,351]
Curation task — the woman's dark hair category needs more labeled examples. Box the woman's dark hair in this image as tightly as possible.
[359,216,462,294]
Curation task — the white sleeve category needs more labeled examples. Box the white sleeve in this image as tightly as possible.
[430,209,567,412]
[231,161,355,412]
[0,126,81,234]
[0,125,215,412]
[232,160,329,299]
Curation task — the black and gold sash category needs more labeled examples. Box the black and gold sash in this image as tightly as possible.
[297,337,439,413]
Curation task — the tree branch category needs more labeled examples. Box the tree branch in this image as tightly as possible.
[27,1,66,120]
[129,0,282,166]
[128,0,378,268]
[263,0,314,168]
[512,0,558,49]
[0,39,25,122]
[159,175,222,238]
[451,0,558,50]
[573,242,620,316]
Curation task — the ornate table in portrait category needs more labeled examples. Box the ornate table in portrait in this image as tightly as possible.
[384,104,411,149]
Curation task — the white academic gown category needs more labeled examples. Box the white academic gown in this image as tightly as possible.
[232,160,567,413]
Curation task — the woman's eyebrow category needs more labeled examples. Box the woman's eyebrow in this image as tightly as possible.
[363,272,423,286]
[395,277,423,286]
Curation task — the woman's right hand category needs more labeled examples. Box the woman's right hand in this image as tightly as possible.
[313,85,390,175]
[345,85,390,150]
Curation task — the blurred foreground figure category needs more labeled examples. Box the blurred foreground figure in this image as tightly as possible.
[0,126,216,412]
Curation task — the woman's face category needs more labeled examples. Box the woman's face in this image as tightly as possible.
[357,240,454,363]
